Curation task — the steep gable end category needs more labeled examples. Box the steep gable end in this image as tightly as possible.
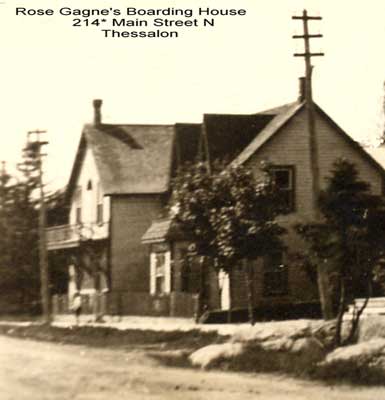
[67,123,176,199]
[233,101,385,179]
[236,102,385,218]
[232,101,304,166]
[65,133,87,204]
[314,105,385,178]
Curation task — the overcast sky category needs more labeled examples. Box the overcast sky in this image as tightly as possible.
[1,0,385,190]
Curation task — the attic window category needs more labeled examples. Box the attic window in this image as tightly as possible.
[87,180,93,191]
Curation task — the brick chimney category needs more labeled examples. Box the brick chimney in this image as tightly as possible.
[93,99,102,126]
[298,77,306,102]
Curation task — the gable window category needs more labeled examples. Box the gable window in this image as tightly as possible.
[74,186,82,224]
[96,182,103,225]
[271,166,295,212]
[87,179,93,191]
[263,252,288,297]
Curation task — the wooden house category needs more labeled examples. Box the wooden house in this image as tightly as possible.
[48,83,385,319]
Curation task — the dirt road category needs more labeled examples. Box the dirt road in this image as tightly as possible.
[0,335,383,400]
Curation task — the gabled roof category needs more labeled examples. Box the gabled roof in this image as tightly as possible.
[174,123,202,165]
[66,111,276,202]
[314,106,385,177]
[203,113,274,162]
[66,98,385,205]
[232,100,385,177]
[232,101,304,166]
[364,146,385,170]
[66,123,175,201]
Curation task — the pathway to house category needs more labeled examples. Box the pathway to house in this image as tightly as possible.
[0,334,383,400]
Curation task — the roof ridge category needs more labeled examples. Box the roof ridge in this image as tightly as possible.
[84,123,175,128]
[108,123,175,128]
[256,100,302,115]
[232,101,304,166]
[204,112,260,117]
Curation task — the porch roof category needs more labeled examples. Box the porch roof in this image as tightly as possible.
[142,218,185,244]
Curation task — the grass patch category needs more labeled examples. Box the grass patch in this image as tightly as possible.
[0,314,41,322]
[314,359,385,386]
[219,343,385,385]
[149,350,192,368]
[201,342,324,378]
[0,323,227,352]
[1,321,384,386]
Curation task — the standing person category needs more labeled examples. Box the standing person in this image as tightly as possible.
[71,292,82,325]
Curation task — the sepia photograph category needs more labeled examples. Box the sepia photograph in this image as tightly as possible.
[0,0,385,398]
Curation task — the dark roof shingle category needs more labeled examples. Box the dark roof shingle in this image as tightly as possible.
[204,113,274,162]
[141,218,185,243]
[84,123,175,195]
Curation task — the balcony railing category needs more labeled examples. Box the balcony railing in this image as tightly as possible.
[46,222,109,250]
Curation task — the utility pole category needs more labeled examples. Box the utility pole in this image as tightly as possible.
[292,11,333,320]
[200,119,211,174]
[24,130,50,324]
[292,9,324,217]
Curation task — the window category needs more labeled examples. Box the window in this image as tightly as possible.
[96,182,103,225]
[150,244,171,295]
[96,204,103,224]
[263,252,288,296]
[155,253,166,293]
[74,186,82,224]
[76,207,82,224]
[271,166,295,212]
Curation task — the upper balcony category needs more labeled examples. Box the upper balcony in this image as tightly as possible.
[46,222,109,250]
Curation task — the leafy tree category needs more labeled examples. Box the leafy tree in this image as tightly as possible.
[0,165,40,313]
[297,159,385,346]
[172,161,285,324]
[0,177,17,306]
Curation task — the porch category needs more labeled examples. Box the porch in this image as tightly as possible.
[46,222,109,250]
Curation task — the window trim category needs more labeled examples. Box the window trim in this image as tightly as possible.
[270,165,296,213]
[150,246,171,295]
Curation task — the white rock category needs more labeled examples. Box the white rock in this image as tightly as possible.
[189,343,245,369]
[359,316,385,342]
[291,337,324,355]
[231,320,318,343]
[321,339,385,367]
[260,337,294,352]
